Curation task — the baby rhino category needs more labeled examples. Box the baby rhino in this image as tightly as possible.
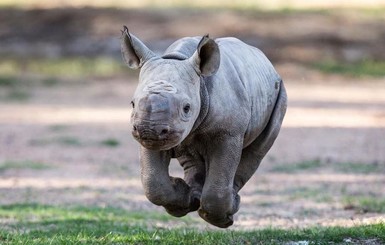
[121,26,287,228]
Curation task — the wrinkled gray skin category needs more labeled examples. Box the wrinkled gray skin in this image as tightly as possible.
[121,26,287,228]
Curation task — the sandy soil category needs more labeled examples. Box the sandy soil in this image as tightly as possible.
[1,73,384,230]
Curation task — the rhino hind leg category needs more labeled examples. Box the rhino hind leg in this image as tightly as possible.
[198,188,240,228]
[234,82,287,193]
[196,135,244,228]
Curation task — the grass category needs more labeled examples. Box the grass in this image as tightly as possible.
[4,89,30,101]
[313,60,385,78]
[0,57,136,81]
[0,203,384,244]
[48,124,70,132]
[288,186,333,203]
[30,136,121,148]
[270,160,384,174]
[0,76,31,101]
[57,136,82,146]
[30,136,82,147]
[100,138,120,147]
[0,76,20,86]
[334,162,384,174]
[0,161,50,172]
[343,196,385,213]
[270,160,322,173]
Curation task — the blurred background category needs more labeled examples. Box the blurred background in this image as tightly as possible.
[0,0,384,229]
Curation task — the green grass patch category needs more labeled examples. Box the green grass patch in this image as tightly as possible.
[0,161,50,172]
[270,160,384,174]
[4,89,30,101]
[0,76,20,86]
[30,136,82,147]
[0,203,384,244]
[0,203,180,223]
[100,138,120,147]
[48,124,70,132]
[0,57,136,80]
[31,136,121,148]
[57,136,82,146]
[27,57,124,78]
[41,77,60,86]
[334,162,384,174]
[288,186,333,203]
[0,75,58,90]
[360,7,385,18]
[0,76,31,101]
[344,196,385,213]
[313,60,385,77]
[270,160,322,173]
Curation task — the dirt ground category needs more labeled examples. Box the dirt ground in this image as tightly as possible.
[1,74,384,230]
[0,8,384,230]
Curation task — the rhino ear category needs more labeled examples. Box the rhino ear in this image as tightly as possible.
[190,34,220,77]
[121,26,156,69]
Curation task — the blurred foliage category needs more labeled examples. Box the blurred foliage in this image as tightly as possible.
[0,76,19,86]
[0,161,50,172]
[344,196,385,213]
[334,162,385,174]
[0,57,134,80]
[30,136,83,147]
[270,160,384,173]
[1,0,385,11]
[313,60,385,77]
[5,89,30,101]
[100,138,120,147]
[270,160,322,173]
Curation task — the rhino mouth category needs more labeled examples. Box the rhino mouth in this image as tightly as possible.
[132,125,183,150]
[139,138,179,150]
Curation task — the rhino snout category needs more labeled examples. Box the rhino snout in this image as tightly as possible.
[132,122,182,150]
[133,123,171,139]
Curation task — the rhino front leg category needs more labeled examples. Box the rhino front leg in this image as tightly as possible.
[140,147,196,217]
[198,135,243,228]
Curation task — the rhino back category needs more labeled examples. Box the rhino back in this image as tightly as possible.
[203,37,282,147]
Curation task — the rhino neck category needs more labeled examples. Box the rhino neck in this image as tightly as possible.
[191,77,209,132]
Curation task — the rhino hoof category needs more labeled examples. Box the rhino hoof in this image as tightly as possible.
[198,208,234,228]
[164,205,191,217]
[164,192,201,217]
[189,190,201,212]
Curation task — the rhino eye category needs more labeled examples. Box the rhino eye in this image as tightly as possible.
[131,101,135,108]
[183,103,191,114]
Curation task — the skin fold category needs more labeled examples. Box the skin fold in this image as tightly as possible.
[121,26,287,228]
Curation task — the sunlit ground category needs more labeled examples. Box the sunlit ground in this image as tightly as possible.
[1,75,384,229]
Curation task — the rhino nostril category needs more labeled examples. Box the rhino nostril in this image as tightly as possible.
[160,128,169,135]
[133,125,138,132]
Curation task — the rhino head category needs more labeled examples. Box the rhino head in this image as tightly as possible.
[121,26,220,150]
